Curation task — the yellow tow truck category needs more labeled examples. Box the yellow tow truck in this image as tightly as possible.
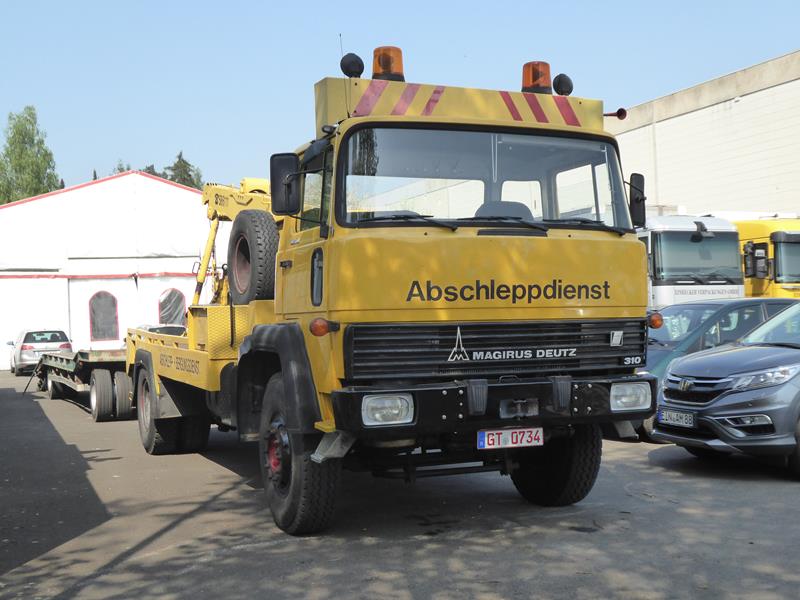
[736,219,800,298]
[125,47,656,534]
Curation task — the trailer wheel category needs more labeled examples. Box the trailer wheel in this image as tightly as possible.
[47,375,64,400]
[179,416,211,453]
[113,372,134,420]
[228,210,279,304]
[137,367,178,454]
[259,373,341,535]
[90,369,114,422]
[511,424,602,507]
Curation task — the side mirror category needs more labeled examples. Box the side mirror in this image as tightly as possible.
[628,172,646,228]
[6,341,13,346]
[744,242,770,279]
[270,153,302,216]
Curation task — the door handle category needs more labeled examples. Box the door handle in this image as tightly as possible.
[280,260,293,269]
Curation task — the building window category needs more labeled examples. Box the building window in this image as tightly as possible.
[159,288,186,326]
[89,291,119,341]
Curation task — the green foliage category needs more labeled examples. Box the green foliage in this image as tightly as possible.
[112,159,131,175]
[163,151,202,190]
[0,106,60,204]
[141,164,165,178]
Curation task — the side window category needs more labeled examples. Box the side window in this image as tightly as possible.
[89,291,119,341]
[702,306,762,348]
[159,289,187,326]
[766,303,790,318]
[299,148,332,231]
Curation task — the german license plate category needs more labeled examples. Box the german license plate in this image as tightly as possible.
[658,409,696,428]
[477,427,543,450]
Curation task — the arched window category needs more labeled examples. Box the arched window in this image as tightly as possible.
[89,291,119,341]
[159,288,187,326]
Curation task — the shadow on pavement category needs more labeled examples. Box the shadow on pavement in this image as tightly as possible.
[0,386,111,576]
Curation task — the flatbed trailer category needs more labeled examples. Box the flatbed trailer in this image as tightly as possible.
[35,349,135,422]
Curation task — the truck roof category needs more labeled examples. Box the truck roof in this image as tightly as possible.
[734,218,800,240]
[643,215,737,233]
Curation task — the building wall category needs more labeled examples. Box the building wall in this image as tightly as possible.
[609,51,800,216]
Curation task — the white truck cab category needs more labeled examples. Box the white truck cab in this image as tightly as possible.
[639,215,744,310]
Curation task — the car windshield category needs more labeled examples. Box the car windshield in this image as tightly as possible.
[23,330,68,343]
[741,303,800,345]
[775,242,800,283]
[649,304,717,345]
[342,127,631,228]
[652,231,742,281]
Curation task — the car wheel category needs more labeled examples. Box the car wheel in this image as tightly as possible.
[786,420,800,478]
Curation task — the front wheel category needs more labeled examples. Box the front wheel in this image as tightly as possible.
[511,424,602,506]
[137,367,178,454]
[259,373,341,535]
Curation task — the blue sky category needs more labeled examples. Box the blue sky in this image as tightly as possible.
[1,1,798,187]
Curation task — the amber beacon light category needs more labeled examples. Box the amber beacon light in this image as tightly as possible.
[372,46,405,81]
[522,61,552,94]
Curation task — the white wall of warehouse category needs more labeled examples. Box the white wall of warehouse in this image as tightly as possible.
[609,51,800,216]
[0,171,229,370]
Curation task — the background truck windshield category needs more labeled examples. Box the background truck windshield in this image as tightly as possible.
[653,231,742,282]
[342,127,631,228]
[775,242,800,283]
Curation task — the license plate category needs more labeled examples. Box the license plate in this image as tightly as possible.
[477,427,543,450]
[658,409,696,428]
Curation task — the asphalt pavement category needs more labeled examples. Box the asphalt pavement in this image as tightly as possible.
[1,370,798,600]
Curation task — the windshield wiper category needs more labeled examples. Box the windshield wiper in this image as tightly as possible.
[355,212,458,231]
[456,215,549,232]
[542,217,630,236]
[699,270,738,284]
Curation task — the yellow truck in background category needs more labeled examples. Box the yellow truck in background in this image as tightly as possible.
[737,219,800,298]
[125,47,656,534]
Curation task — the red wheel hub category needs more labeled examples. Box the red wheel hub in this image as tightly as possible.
[268,437,282,473]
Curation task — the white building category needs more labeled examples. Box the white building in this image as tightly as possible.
[0,171,224,370]
[607,50,800,216]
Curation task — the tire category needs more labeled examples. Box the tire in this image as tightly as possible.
[114,371,134,420]
[511,424,603,507]
[228,209,279,304]
[136,367,178,454]
[47,375,64,400]
[259,373,341,535]
[90,369,114,422]
[684,446,730,460]
[787,420,800,478]
[179,416,211,453]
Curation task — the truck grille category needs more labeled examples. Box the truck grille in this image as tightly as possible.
[344,319,646,381]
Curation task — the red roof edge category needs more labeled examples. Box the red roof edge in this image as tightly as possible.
[0,170,201,211]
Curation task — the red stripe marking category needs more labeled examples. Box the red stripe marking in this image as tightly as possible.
[353,79,390,116]
[553,96,581,126]
[421,86,445,116]
[522,93,549,123]
[391,83,421,115]
[0,272,196,280]
[499,91,522,121]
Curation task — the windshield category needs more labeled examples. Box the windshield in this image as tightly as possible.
[742,303,800,345]
[775,242,800,283]
[23,330,68,343]
[652,231,742,281]
[649,304,717,345]
[341,127,631,228]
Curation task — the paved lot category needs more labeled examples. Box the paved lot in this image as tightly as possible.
[1,370,798,599]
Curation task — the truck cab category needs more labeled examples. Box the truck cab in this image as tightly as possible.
[638,215,744,309]
[737,219,800,298]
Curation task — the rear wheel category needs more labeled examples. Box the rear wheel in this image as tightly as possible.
[259,373,341,534]
[47,375,64,400]
[137,367,178,454]
[113,371,134,420]
[90,370,114,422]
[511,424,603,506]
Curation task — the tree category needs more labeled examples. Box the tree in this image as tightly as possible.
[163,151,202,190]
[92,169,98,180]
[112,159,131,175]
[141,164,165,178]
[59,178,65,189]
[0,106,60,204]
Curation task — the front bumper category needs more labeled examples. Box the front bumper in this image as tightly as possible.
[652,383,800,456]
[332,373,656,440]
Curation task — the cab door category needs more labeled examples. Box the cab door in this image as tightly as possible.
[280,146,333,316]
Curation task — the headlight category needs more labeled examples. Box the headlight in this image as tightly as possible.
[610,382,652,412]
[361,394,414,426]
[731,364,800,391]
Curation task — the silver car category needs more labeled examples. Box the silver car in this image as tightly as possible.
[7,330,72,375]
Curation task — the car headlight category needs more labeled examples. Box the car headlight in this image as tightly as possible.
[610,382,652,412]
[361,394,414,426]
[731,364,800,391]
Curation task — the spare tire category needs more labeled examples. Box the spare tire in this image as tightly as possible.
[228,210,279,305]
